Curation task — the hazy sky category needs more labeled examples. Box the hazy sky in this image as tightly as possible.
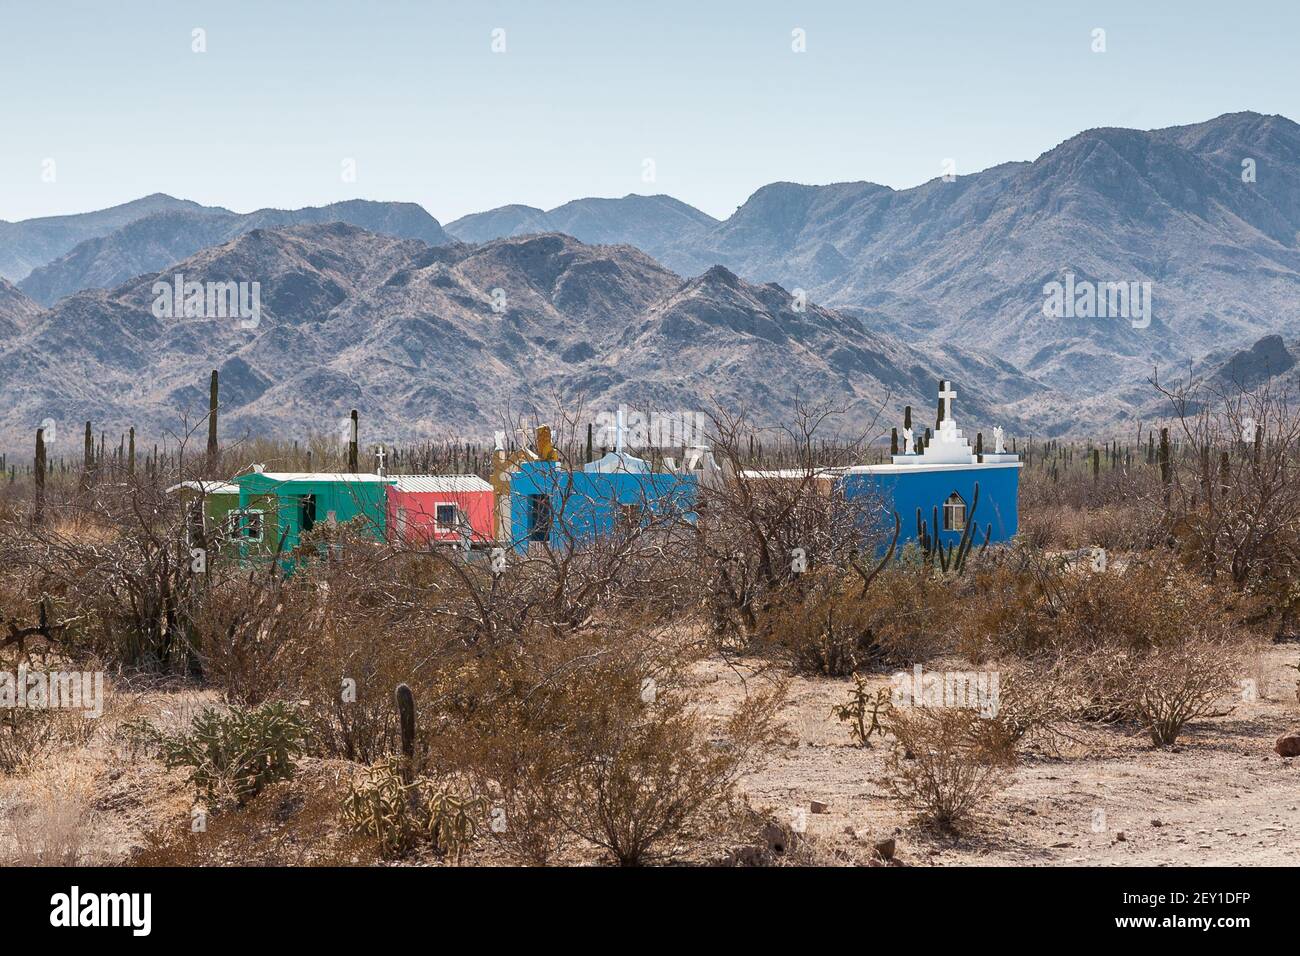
[2,0,1297,224]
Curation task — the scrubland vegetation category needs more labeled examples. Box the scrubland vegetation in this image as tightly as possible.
[1,380,1298,866]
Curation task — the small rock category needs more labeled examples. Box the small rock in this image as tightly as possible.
[873,837,896,860]
[1115,831,1127,842]
[1151,819,1163,827]
[810,800,830,814]
[1274,732,1300,757]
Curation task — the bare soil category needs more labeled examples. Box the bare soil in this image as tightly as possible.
[698,644,1300,866]
[3,646,1296,866]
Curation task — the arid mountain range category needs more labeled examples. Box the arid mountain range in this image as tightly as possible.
[0,225,1041,453]
[2,111,1297,453]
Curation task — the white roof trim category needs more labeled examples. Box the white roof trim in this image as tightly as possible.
[240,473,393,482]
[166,480,240,495]
[845,461,1024,475]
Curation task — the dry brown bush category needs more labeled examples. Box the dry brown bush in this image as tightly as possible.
[0,483,203,671]
[425,627,785,866]
[760,565,951,676]
[966,658,1073,764]
[885,705,1007,831]
[553,655,784,866]
[957,552,1234,662]
[1070,640,1240,746]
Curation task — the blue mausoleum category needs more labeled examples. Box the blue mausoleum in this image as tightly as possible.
[507,451,698,552]
[839,380,1022,550]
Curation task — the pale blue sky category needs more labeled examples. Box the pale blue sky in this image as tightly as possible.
[2,0,1296,224]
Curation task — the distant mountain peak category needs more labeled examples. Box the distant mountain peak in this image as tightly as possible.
[14,200,450,306]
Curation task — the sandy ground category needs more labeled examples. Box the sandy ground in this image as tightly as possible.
[0,686,211,865]
[697,644,1300,866]
[2,647,1297,866]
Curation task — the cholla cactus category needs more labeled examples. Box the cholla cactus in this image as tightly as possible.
[831,674,891,747]
[341,758,485,862]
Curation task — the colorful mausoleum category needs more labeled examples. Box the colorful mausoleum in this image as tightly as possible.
[167,479,241,547]
[498,418,700,552]
[839,380,1022,549]
[232,469,392,559]
[185,379,1018,568]
[387,473,494,547]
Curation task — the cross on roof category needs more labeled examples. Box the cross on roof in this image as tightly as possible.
[614,404,629,455]
[938,381,956,422]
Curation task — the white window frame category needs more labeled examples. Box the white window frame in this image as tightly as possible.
[434,502,458,532]
[241,508,266,543]
[942,493,966,532]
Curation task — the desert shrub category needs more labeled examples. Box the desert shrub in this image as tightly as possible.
[965,659,1072,764]
[191,573,309,707]
[763,566,951,676]
[1132,645,1239,746]
[958,553,1235,662]
[160,701,310,808]
[1017,452,1160,550]
[0,690,99,776]
[0,763,100,866]
[1087,640,1239,747]
[885,705,1007,830]
[556,664,784,866]
[132,759,379,866]
[0,486,204,671]
[449,675,574,866]
[197,549,468,764]
[957,553,1244,746]
[429,628,785,866]
[340,758,485,861]
[0,707,61,775]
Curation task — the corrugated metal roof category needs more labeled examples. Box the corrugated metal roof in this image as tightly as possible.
[166,480,240,495]
[242,473,393,483]
[391,474,493,493]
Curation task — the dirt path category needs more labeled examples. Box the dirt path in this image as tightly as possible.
[697,646,1300,866]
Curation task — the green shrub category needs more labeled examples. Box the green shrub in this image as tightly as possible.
[161,702,309,808]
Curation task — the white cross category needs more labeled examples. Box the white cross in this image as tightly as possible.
[938,382,956,421]
[614,404,629,455]
[375,445,387,473]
